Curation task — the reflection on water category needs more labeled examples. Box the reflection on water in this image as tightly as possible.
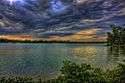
[72,46,98,59]
[0,43,125,79]
[107,46,125,63]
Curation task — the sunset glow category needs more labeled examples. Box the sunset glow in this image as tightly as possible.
[0,35,34,41]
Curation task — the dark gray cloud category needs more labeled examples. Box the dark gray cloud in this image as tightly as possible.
[0,0,125,38]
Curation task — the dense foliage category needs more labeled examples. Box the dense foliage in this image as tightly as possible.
[1,61,125,83]
[55,61,125,83]
[107,25,125,46]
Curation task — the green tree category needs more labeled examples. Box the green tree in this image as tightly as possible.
[107,25,125,46]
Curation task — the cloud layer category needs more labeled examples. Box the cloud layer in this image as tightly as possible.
[0,0,125,41]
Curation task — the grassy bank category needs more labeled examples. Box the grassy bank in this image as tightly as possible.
[1,60,125,83]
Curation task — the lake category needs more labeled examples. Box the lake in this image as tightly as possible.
[0,43,125,80]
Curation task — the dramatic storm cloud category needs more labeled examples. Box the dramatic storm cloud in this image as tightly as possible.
[0,0,125,41]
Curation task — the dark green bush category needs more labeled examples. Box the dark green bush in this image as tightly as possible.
[56,61,125,83]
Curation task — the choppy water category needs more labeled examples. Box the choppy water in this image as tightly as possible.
[0,43,125,79]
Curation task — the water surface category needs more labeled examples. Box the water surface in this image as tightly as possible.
[0,43,125,79]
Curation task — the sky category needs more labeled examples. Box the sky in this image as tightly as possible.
[0,0,125,41]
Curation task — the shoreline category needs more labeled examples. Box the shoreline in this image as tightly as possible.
[0,39,107,44]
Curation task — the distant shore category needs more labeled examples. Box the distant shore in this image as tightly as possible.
[0,39,106,44]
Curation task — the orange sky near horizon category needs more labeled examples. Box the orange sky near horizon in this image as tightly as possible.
[47,28,107,42]
[0,35,34,41]
[0,28,107,42]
